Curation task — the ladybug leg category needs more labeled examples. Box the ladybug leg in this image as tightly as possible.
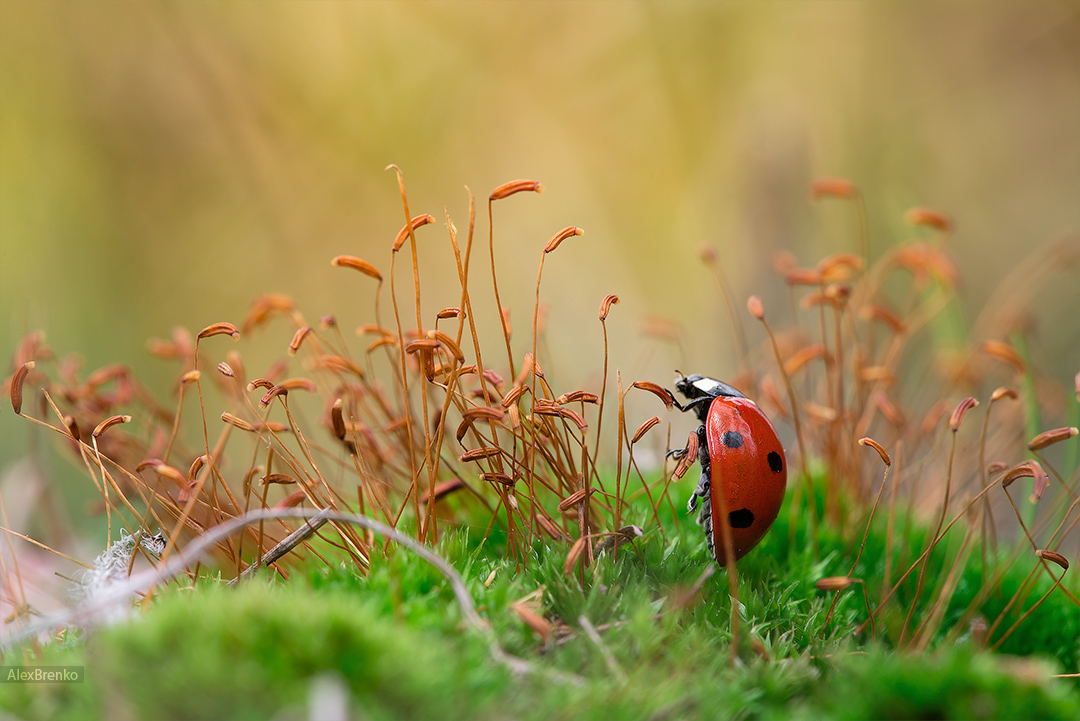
[666,447,686,462]
[665,430,697,463]
[686,424,712,513]
[688,468,711,514]
[687,425,717,557]
[673,395,712,424]
[687,470,710,512]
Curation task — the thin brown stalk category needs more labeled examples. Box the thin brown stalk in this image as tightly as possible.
[855,479,999,637]
[990,551,1068,651]
[446,193,510,540]
[615,372,626,529]
[748,295,815,553]
[899,399,973,645]
[712,474,741,667]
[487,179,543,379]
[882,440,903,595]
[591,294,618,502]
[979,390,1014,583]
[984,486,1079,643]
[699,245,751,383]
[387,165,438,542]
[386,214,423,537]
[823,438,890,630]
[0,485,31,634]
[911,523,976,650]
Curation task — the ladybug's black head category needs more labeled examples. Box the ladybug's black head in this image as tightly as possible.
[673,372,746,423]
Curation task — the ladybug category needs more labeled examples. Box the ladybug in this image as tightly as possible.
[672,372,787,564]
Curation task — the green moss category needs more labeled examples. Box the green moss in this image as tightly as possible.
[825,648,1078,721]
[3,486,1077,720]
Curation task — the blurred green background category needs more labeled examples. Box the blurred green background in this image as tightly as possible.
[2,1,1078,481]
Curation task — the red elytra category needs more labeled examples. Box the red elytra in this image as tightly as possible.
[673,373,787,564]
[703,396,787,562]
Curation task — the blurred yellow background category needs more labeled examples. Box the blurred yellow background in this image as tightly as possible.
[2,1,1078,476]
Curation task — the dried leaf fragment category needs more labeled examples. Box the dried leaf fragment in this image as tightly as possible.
[421,478,466,505]
[260,385,288,408]
[188,455,206,480]
[405,339,439,354]
[980,341,1026,373]
[860,304,905,334]
[949,397,979,432]
[905,207,953,233]
[92,414,132,438]
[991,387,1018,402]
[279,378,317,393]
[460,447,502,462]
[747,295,765,320]
[392,214,436,252]
[784,344,828,376]
[599,294,620,321]
[535,513,569,541]
[260,473,296,486]
[564,536,588,576]
[1035,549,1069,572]
[1000,460,1043,489]
[510,601,552,643]
[489,179,543,201]
[810,177,855,199]
[330,399,347,440]
[242,294,296,332]
[308,355,365,378]
[558,488,594,512]
[152,463,187,488]
[288,327,313,356]
[785,268,822,286]
[431,330,465,362]
[631,381,674,409]
[10,361,34,415]
[456,406,506,442]
[63,415,82,442]
[197,322,240,341]
[480,472,514,487]
[817,253,865,281]
[544,226,584,253]
[273,491,307,509]
[534,405,588,433]
[331,255,382,281]
[859,437,891,466]
[221,412,255,432]
[631,416,661,444]
[815,576,856,592]
[556,390,599,405]
[1028,427,1078,451]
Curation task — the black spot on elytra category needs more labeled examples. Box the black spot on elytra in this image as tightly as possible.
[768,451,783,473]
[729,508,754,528]
[722,430,743,448]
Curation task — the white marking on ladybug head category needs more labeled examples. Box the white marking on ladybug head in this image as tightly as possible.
[692,376,725,396]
